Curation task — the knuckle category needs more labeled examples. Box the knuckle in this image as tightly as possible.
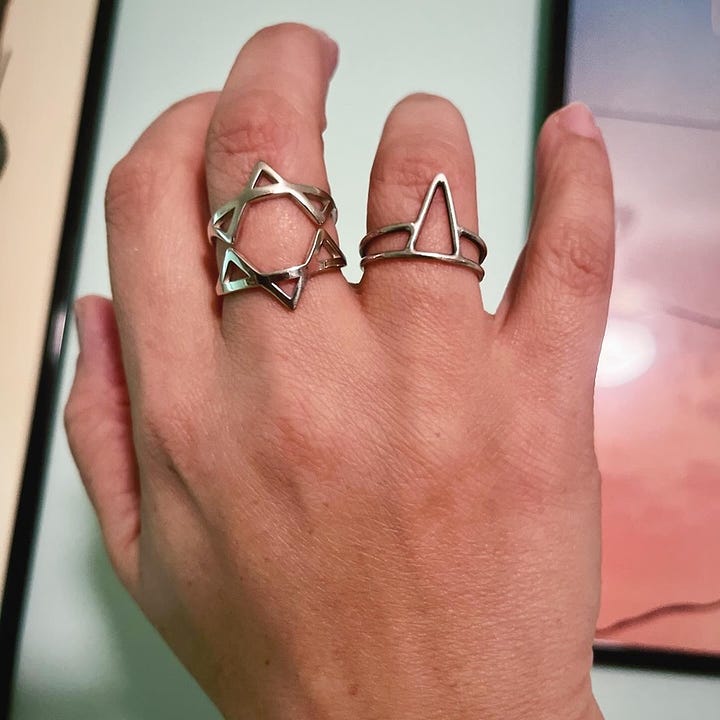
[373,93,470,204]
[534,136,615,297]
[105,152,170,231]
[389,392,478,480]
[270,388,326,460]
[373,142,467,205]
[206,91,300,170]
[256,377,346,485]
[136,394,200,479]
[541,215,613,297]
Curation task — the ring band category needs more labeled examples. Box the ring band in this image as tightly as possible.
[208,161,345,310]
[359,173,487,280]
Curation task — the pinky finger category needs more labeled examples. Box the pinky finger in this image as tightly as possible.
[64,296,140,594]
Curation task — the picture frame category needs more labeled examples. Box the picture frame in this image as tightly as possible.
[0,0,118,712]
[556,0,720,676]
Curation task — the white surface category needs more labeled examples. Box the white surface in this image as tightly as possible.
[11,0,720,718]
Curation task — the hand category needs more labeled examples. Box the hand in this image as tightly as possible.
[65,23,614,720]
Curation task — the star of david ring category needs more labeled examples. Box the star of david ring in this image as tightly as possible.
[207,161,346,310]
[359,174,487,281]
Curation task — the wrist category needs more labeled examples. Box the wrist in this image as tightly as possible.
[217,672,603,720]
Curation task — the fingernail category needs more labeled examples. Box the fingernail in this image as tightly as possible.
[558,102,600,139]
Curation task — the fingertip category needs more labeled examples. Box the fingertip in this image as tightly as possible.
[74,293,114,335]
[65,296,140,593]
[554,102,602,140]
[536,103,607,176]
[245,23,338,78]
[66,296,126,440]
[72,297,126,394]
[74,295,101,354]
[312,28,339,77]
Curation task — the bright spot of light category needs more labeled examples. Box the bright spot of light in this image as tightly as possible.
[596,318,657,388]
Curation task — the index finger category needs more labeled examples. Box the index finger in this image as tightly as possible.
[106,92,220,390]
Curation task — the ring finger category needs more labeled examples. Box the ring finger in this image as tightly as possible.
[360,94,488,340]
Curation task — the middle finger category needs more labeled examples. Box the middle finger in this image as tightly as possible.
[205,24,356,334]
[361,94,487,341]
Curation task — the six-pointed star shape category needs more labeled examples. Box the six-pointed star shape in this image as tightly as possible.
[218,227,345,310]
[208,161,343,309]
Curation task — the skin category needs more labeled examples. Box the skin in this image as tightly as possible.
[65,23,614,720]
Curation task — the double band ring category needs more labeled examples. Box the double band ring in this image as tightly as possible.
[208,161,345,310]
[359,174,487,280]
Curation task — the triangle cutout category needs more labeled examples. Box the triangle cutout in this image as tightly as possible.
[312,232,344,268]
[219,250,255,293]
[213,206,236,239]
[250,161,283,189]
[263,273,304,309]
[305,191,335,223]
[413,178,458,255]
[225,261,250,284]
[276,277,301,299]
[255,170,276,187]
[315,242,335,264]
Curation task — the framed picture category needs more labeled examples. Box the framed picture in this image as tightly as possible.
[561,0,720,673]
[0,2,9,177]
[0,0,116,711]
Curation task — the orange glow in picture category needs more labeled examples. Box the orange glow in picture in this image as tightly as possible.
[568,0,720,656]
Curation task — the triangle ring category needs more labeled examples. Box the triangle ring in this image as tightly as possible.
[359,174,487,281]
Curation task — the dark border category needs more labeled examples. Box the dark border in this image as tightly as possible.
[594,646,720,676]
[0,1,117,714]
[546,0,720,677]
[533,0,570,134]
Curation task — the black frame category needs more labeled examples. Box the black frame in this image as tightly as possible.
[0,1,118,715]
[541,0,720,676]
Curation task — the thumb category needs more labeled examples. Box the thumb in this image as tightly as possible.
[64,295,140,593]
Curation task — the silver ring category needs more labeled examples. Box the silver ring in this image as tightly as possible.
[359,173,487,280]
[208,161,345,310]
